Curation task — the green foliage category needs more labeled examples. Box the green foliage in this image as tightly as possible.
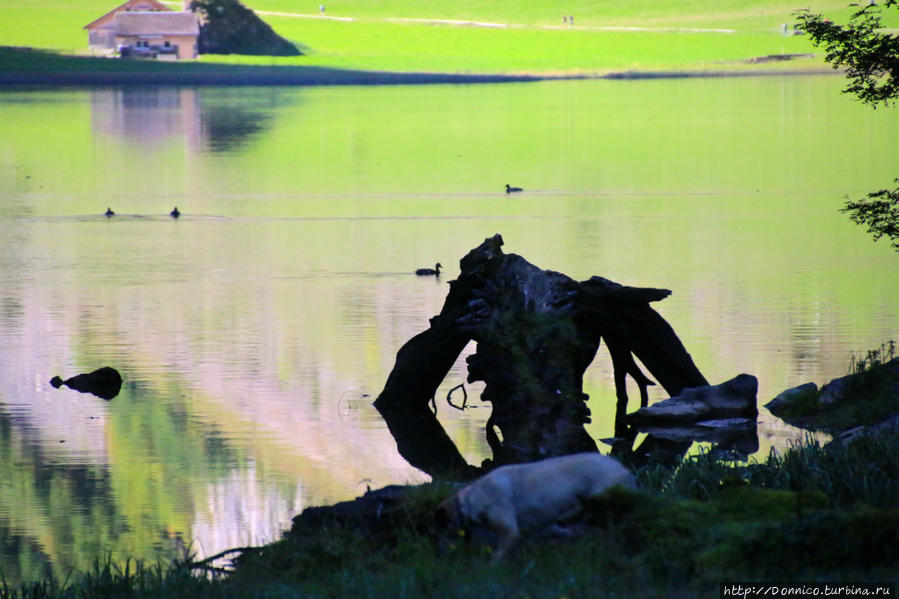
[631,433,899,579]
[190,0,300,56]
[750,432,899,508]
[0,556,216,599]
[848,339,897,385]
[698,505,899,576]
[637,448,740,500]
[640,429,899,509]
[842,181,899,248]
[795,0,899,107]
[840,179,899,251]
[796,2,899,249]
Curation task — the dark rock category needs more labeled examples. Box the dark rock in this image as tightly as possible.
[625,374,758,424]
[766,355,899,432]
[818,374,853,406]
[764,382,818,415]
[830,414,899,446]
[50,366,122,400]
[288,484,438,546]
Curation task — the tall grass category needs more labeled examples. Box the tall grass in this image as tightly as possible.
[638,429,899,508]
[849,340,896,375]
[846,340,897,399]
[0,556,215,599]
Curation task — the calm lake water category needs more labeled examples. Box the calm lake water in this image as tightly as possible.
[0,76,896,583]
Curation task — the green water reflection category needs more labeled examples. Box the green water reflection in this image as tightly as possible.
[0,76,896,584]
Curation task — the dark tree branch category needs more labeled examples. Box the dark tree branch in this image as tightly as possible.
[841,179,899,249]
[795,1,899,107]
[795,2,898,250]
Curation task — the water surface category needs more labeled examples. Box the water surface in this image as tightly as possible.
[0,76,896,583]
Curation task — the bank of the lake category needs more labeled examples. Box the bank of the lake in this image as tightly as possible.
[5,0,876,84]
[5,430,897,599]
[12,0,899,78]
[0,46,836,87]
[0,46,543,86]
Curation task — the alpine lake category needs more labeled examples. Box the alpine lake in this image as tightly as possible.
[0,75,896,584]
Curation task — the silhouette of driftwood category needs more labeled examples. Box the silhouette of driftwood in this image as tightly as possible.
[574,276,710,436]
[374,234,708,478]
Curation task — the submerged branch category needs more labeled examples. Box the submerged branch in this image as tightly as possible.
[186,546,259,572]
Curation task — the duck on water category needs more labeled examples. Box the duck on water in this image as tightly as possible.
[505,184,523,193]
[416,263,442,276]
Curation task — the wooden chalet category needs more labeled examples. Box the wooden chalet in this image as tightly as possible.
[84,0,199,59]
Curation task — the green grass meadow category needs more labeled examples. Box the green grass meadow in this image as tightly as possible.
[3,0,896,74]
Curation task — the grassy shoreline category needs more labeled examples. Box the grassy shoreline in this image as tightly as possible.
[2,431,896,598]
[4,0,876,86]
[6,0,899,86]
[0,46,835,87]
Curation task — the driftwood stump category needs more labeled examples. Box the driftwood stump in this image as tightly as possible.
[50,366,123,400]
[374,234,707,478]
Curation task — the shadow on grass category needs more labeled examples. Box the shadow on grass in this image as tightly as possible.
[1,46,834,88]
[0,46,544,87]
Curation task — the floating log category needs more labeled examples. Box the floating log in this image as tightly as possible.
[50,366,122,400]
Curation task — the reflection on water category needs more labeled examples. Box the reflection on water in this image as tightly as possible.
[91,87,277,152]
[92,87,202,149]
[198,90,278,153]
[0,77,896,584]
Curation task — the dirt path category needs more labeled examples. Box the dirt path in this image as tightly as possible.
[254,10,737,33]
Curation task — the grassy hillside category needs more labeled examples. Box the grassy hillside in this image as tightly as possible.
[3,0,896,74]
[253,0,860,28]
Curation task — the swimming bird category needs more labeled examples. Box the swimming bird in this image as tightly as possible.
[505,184,523,193]
[170,206,180,218]
[416,263,442,276]
[105,207,115,217]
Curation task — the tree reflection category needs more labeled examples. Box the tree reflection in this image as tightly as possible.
[0,379,241,586]
[90,87,285,153]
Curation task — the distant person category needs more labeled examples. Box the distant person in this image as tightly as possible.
[320,4,325,12]
[563,16,567,24]
[569,15,574,25]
